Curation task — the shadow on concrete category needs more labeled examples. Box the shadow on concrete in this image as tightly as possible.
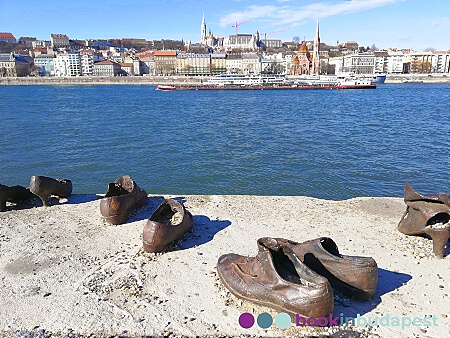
[333,268,412,318]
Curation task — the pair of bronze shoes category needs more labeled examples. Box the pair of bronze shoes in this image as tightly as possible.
[1,176,72,211]
[100,176,193,252]
[217,237,378,317]
[398,182,450,258]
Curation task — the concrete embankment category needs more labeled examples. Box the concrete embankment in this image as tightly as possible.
[0,76,203,86]
[1,74,449,86]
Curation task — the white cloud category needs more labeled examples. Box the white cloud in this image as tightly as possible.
[219,0,403,28]
[432,17,450,26]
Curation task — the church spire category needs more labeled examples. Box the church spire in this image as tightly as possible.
[312,18,320,75]
[201,13,207,44]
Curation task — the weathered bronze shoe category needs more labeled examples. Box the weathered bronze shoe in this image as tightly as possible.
[0,184,34,211]
[398,181,450,258]
[277,237,378,300]
[217,237,334,317]
[142,199,194,253]
[29,176,73,207]
[100,175,147,225]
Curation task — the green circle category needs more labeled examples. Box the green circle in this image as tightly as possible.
[257,312,273,329]
[275,312,291,329]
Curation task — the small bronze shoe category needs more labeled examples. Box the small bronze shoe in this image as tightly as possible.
[100,175,147,225]
[217,237,334,317]
[29,176,72,206]
[398,181,450,258]
[142,199,194,253]
[277,237,378,300]
[0,184,34,211]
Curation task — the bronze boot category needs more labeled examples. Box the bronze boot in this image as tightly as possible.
[217,237,334,317]
[398,181,450,258]
[277,237,378,300]
[29,176,72,206]
[100,175,147,225]
[0,184,34,211]
[142,199,193,253]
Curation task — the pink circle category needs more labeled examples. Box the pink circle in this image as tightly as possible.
[239,312,255,329]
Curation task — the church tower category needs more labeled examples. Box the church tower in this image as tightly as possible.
[201,13,207,45]
[312,19,320,75]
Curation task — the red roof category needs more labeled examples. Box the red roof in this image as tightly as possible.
[94,60,115,65]
[0,32,15,39]
[154,51,177,56]
[51,34,68,38]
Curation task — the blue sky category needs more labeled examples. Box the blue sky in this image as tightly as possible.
[1,0,449,50]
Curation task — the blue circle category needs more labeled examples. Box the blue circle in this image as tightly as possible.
[275,312,291,329]
[257,312,273,329]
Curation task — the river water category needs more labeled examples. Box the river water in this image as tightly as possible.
[1,83,448,199]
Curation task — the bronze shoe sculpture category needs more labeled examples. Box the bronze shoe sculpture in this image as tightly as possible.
[217,237,334,317]
[100,175,147,225]
[143,199,194,253]
[398,181,450,258]
[0,184,34,211]
[29,176,72,207]
[277,237,378,300]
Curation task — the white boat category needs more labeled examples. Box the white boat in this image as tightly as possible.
[204,74,289,87]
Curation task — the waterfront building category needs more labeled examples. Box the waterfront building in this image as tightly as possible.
[119,63,133,76]
[34,54,55,76]
[177,53,210,75]
[154,51,177,75]
[54,51,81,77]
[386,51,405,74]
[80,50,95,76]
[328,57,342,74]
[225,54,243,74]
[51,34,70,48]
[408,51,433,73]
[289,42,311,75]
[374,51,389,74]
[242,52,261,74]
[0,53,31,77]
[0,33,16,43]
[138,57,156,75]
[93,60,121,76]
[341,52,375,75]
[210,53,227,75]
[431,52,450,73]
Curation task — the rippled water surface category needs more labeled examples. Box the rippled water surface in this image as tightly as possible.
[1,83,449,199]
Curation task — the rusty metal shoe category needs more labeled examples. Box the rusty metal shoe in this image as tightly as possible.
[0,184,34,211]
[100,175,147,225]
[29,176,73,207]
[276,237,378,300]
[398,181,450,258]
[217,237,334,317]
[142,199,194,253]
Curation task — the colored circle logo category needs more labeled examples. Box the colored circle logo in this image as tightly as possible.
[257,312,273,329]
[239,312,255,329]
[275,312,291,329]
